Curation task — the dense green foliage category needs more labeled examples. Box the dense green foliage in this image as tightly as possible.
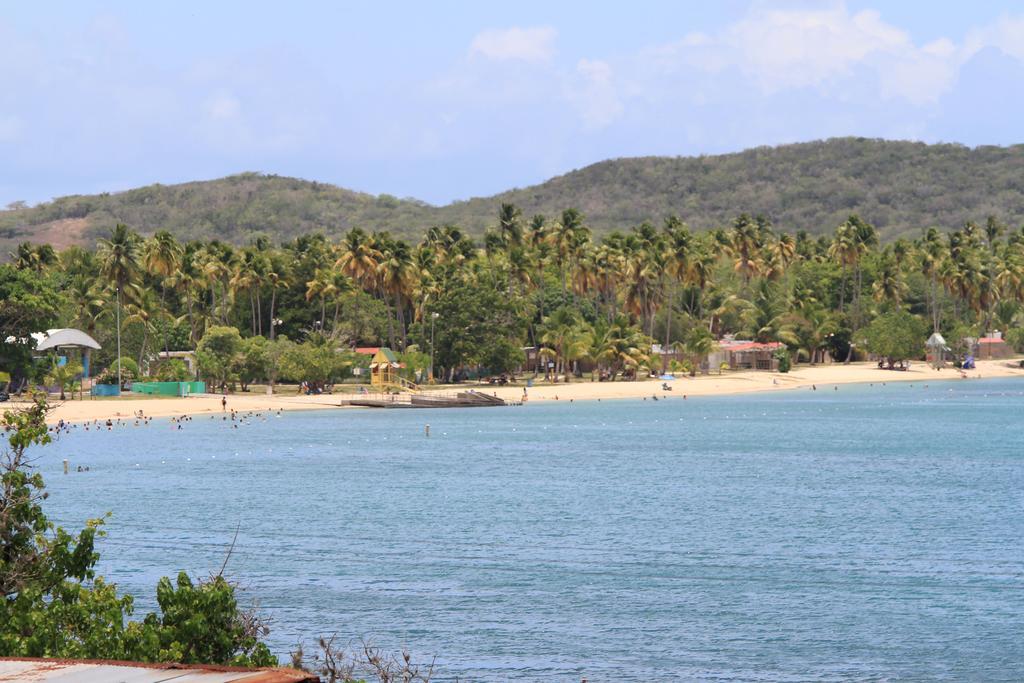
[0,398,275,665]
[2,196,1023,387]
[0,265,63,376]
[5,139,1024,253]
[864,311,928,363]
[196,326,245,390]
[426,277,526,380]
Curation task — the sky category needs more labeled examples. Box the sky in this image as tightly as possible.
[3,1,1024,207]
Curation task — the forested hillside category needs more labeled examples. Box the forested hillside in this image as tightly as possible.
[3,138,1024,252]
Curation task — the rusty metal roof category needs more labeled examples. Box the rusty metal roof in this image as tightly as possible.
[0,659,319,683]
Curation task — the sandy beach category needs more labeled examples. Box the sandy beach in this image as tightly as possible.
[492,358,1024,403]
[8,359,1022,424]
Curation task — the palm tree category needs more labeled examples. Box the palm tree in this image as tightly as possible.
[266,268,289,340]
[847,215,878,327]
[707,293,752,337]
[98,224,142,296]
[571,247,600,299]
[525,214,550,321]
[778,307,836,364]
[507,246,534,296]
[143,230,182,279]
[142,230,182,353]
[325,269,353,333]
[772,233,797,268]
[197,242,234,324]
[681,325,716,376]
[938,255,962,320]
[539,307,589,382]
[379,239,415,349]
[995,249,1024,304]
[305,268,336,328]
[662,216,692,368]
[66,275,108,338]
[741,280,786,343]
[98,224,142,386]
[46,359,83,401]
[10,242,36,270]
[592,243,624,321]
[124,288,162,371]
[591,315,651,380]
[409,245,439,327]
[684,243,715,319]
[166,246,206,348]
[337,227,382,292]
[622,234,662,338]
[872,250,907,307]
[230,249,264,335]
[828,221,855,313]
[985,215,1005,254]
[918,228,945,331]
[891,238,912,269]
[551,208,588,293]
[9,242,57,272]
[498,203,523,248]
[727,214,762,290]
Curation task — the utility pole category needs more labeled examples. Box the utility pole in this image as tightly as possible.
[429,312,439,382]
[116,286,122,388]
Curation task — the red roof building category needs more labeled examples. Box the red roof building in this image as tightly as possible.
[710,339,784,371]
[976,335,1014,359]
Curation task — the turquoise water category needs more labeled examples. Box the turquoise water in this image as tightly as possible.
[42,379,1024,681]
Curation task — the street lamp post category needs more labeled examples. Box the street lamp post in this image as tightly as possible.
[116,286,122,389]
[430,312,439,383]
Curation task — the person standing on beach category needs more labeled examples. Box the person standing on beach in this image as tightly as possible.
[221,395,227,411]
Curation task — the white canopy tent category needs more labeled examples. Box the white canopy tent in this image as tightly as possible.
[33,328,102,352]
[33,328,102,398]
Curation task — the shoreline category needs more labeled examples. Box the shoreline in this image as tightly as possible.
[7,359,1022,424]
[489,358,1024,404]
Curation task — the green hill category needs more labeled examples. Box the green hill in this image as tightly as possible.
[4,137,1024,251]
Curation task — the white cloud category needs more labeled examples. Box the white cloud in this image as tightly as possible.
[624,3,987,106]
[963,14,1024,61]
[923,38,956,59]
[723,7,910,91]
[449,7,1024,135]
[469,26,557,63]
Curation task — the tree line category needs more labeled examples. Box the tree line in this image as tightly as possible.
[3,204,1024,387]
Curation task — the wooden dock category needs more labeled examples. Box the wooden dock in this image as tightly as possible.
[338,389,507,409]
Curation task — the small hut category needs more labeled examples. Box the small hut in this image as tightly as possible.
[977,332,1013,359]
[370,347,401,389]
[926,332,949,368]
[708,339,784,371]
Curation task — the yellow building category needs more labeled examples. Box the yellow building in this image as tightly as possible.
[370,347,400,389]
